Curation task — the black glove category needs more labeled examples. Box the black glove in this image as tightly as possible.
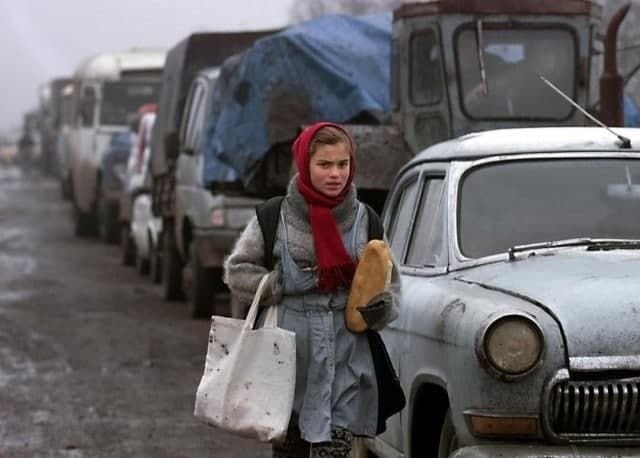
[356,291,394,331]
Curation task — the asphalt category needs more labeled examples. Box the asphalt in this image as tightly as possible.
[0,166,271,457]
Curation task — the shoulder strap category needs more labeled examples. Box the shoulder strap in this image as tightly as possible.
[364,203,384,241]
[256,196,285,270]
[257,197,384,270]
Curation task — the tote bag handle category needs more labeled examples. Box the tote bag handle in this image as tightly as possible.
[243,274,279,330]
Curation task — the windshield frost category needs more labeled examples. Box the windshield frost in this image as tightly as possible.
[459,159,640,258]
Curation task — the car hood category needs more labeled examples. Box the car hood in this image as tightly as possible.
[455,249,640,358]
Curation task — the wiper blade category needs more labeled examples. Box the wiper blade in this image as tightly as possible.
[508,238,640,261]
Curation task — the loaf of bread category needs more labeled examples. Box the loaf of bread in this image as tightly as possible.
[345,239,392,333]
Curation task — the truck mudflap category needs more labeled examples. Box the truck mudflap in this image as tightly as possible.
[343,124,412,191]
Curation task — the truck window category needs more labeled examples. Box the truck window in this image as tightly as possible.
[456,27,576,120]
[388,176,420,262]
[410,30,443,106]
[181,82,206,151]
[100,81,160,126]
[406,176,446,267]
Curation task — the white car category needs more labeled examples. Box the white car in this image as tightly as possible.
[121,111,162,282]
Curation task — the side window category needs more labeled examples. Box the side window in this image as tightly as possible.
[406,176,446,267]
[180,83,204,149]
[410,29,443,106]
[190,87,209,152]
[388,177,420,261]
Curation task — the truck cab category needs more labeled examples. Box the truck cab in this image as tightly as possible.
[68,49,165,239]
[391,0,602,154]
[173,66,265,318]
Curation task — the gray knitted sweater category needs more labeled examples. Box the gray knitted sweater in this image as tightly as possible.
[223,176,400,327]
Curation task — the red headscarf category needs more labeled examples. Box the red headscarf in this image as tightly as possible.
[292,122,356,292]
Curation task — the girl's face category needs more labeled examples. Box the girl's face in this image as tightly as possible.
[309,141,351,197]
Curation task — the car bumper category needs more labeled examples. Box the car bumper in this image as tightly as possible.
[452,444,640,457]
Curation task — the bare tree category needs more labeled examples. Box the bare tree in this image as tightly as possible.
[290,0,403,23]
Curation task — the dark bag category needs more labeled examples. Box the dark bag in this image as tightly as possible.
[256,196,406,434]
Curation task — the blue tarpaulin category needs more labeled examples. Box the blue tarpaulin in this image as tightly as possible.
[624,94,640,127]
[202,12,392,185]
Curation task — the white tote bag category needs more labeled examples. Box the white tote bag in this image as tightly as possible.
[194,274,296,442]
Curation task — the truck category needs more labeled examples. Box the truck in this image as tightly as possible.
[67,48,166,240]
[147,31,277,306]
[162,13,397,318]
[37,77,72,177]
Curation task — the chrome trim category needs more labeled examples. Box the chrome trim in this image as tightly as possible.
[570,355,640,372]
[544,369,640,443]
[475,312,544,381]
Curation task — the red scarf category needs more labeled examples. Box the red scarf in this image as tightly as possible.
[293,122,357,292]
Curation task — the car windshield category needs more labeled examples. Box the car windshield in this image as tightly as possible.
[456,27,575,120]
[100,81,160,126]
[458,158,640,258]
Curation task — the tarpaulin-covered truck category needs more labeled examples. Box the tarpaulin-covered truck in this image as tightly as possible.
[148,31,276,302]
[163,12,399,318]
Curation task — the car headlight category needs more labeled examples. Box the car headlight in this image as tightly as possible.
[481,315,543,377]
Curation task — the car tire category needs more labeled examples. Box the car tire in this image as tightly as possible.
[162,227,184,301]
[188,244,216,319]
[120,224,135,266]
[438,409,458,458]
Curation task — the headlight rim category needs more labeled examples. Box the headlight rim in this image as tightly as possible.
[476,313,545,382]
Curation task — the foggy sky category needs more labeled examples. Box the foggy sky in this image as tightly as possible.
[0,0,294,133]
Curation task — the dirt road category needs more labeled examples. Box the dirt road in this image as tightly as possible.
[0,167,271,457]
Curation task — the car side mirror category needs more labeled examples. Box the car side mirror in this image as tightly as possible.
[164,130,180,159]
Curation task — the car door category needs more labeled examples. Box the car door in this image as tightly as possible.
[380,162,449,453]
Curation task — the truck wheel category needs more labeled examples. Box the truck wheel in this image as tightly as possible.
[60,177,71,200]
[73,202,96,238]
[98,191,120,244]
[136,250,150,276]
[188,244,216,319]
[162,228,184,301]
[149,234,162,284]
[120,224,135,266]
[438,409,458,458]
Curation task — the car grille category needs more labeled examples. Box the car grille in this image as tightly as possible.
[549,378,640,438]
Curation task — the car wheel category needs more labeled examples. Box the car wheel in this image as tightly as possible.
[162,227,184,301]
[438,409,458,458]
[149,233,162,284]
[120,224,135,266]
[187,244,216,319]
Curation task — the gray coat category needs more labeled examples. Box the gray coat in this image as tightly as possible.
[223,177,401,442]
